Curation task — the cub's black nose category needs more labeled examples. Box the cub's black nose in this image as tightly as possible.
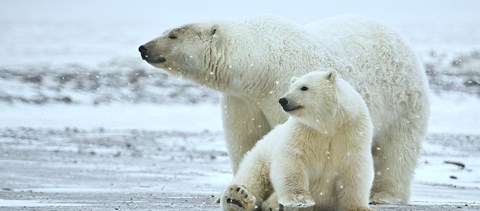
[138,45,147,53]
[279,98,288,107]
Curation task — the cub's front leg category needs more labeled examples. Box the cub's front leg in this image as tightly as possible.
[337,151,374,211]
[270,157,315,210]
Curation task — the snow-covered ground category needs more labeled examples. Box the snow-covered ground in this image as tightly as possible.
[1,0,480,210]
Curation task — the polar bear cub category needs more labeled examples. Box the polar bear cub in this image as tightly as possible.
[221,70,374,211]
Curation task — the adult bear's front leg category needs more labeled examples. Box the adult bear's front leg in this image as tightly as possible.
[221,95,271,173]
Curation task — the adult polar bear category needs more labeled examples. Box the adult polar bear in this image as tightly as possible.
[139,14,430,204]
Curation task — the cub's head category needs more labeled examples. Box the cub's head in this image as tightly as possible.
[279,70,338,124]
[138,22,225,80]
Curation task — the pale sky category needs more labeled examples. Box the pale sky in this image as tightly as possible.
[1,0,479,26]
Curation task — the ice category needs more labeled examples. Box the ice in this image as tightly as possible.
[429,92,480,134]
[0,103,222,132]
[0,199,84,207]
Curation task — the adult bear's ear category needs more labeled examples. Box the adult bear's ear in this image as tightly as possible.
[211,24,219,36]
[326,69,337,83]
[290,76,298,84]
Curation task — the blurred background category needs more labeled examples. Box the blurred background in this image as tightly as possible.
[1,0,479,131]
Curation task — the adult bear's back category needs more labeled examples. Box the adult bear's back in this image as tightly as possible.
[304,14,430,137]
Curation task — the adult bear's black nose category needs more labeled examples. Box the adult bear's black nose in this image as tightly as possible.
[139,45,149,61]
[279,98,288,108]
[138,45,166,63]
[139,45,147,54]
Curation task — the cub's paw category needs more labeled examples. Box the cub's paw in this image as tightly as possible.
[221,185,259,211]
[261,193,279,211]
[279,194,315,210]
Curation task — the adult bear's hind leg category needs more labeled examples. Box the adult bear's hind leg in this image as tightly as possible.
[370,123,424,204]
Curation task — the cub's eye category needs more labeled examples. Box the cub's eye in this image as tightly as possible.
[168,34,177,39]
[300,86,309,91]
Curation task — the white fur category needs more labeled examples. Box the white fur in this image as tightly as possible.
[141,14,430,203]
[222,71,374,211]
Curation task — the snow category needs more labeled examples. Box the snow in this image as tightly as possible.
[1,0,479,209]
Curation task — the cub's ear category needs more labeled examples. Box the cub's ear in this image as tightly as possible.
[290,76,298,84]
[325,69,337,83]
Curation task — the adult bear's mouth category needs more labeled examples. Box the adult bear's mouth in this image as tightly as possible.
[138,45,167,64]
[145,55,167,63]
[283,105,303,112]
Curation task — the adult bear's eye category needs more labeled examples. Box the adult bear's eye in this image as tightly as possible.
[301,86,309,91]
[211,25,219,35]
[168,34,177,39]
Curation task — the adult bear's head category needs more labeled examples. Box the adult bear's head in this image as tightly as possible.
[138,22,236,89]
